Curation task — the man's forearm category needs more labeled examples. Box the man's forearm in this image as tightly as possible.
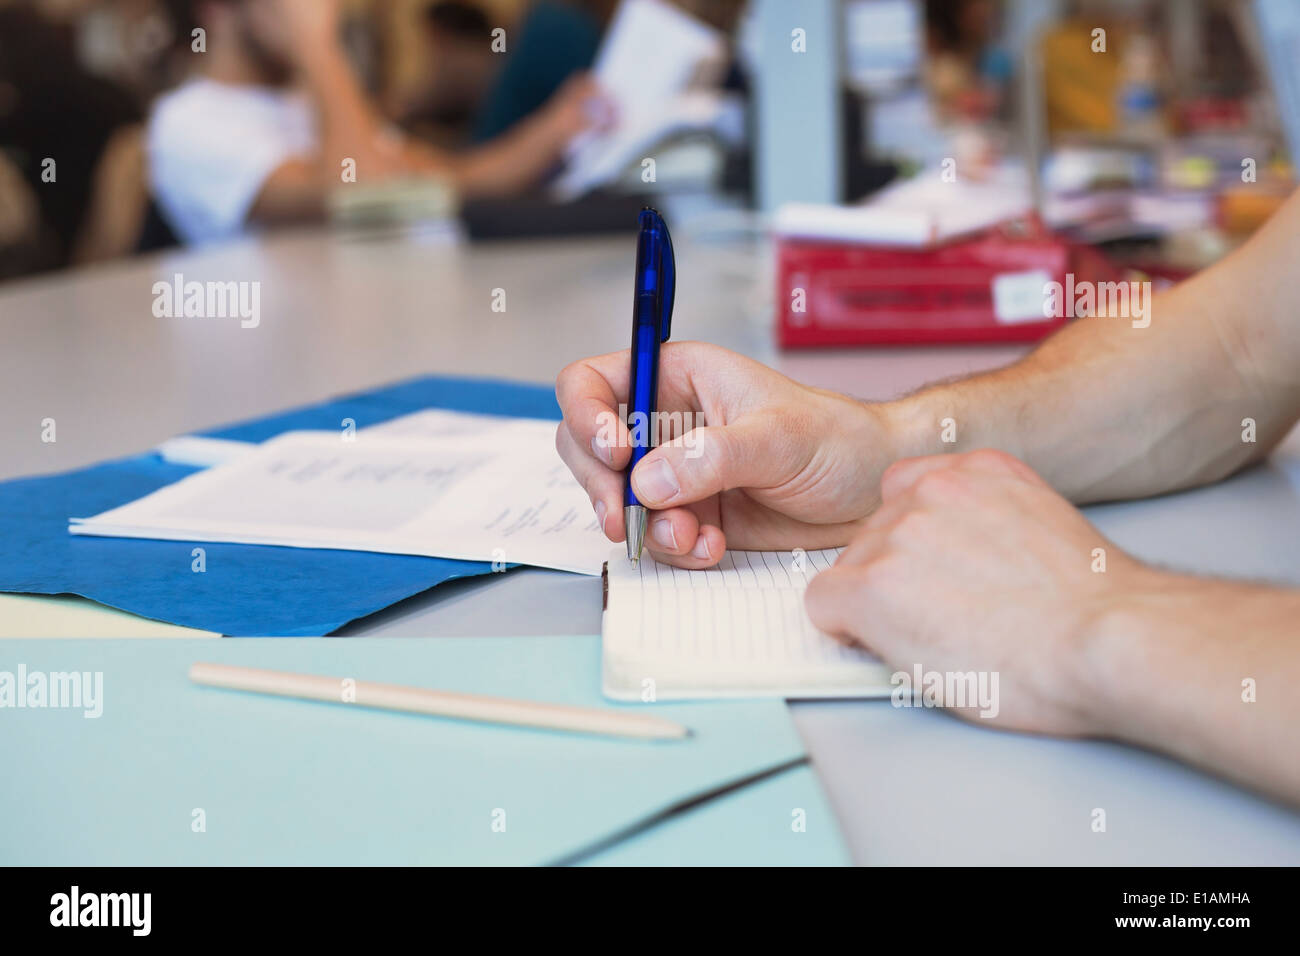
[447,111,570,200]
[883,193,1300,503]
[1078,572,1300,805]
[295,40,560,199]
[297,41,451,184]
[298,42,381,166]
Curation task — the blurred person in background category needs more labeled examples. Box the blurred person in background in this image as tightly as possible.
[0,3,149,276]
[470,0,608,144]
[151,0,610,245]
[393,2,500,148]
[924,0,1013,124]
[71,0,192,106]
[468,0,741,146]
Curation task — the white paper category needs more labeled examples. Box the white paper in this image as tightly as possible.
[774,166,1033,247]
[72,412,608,575]
[773,201,934,246]
[155,435,257,467]
[601,546,894,700]
[554,0,725,197]
[362,408,556,442]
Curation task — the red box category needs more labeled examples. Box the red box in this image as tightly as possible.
[776,221,1101,348]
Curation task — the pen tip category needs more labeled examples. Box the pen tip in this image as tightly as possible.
[625,505,646,565]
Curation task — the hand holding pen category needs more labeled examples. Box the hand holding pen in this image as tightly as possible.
[553,212,887,569]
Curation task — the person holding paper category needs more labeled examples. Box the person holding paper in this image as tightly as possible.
[150,0,608,243]
[555,187,1300,805]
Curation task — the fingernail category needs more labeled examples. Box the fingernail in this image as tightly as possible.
[652,518,677,550]
[636,459,679,504]
[591,436,610,466]
[691,533,712,562]
[594,500,608,534]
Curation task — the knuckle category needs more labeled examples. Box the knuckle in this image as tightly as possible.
[592,408,619,449]
[555,361,582,401]
[881,459,905,480]
[880,459,912,489]
[966,447,1017,470]
[914,468,962,498]
[888,508,933,544]
[859,553,903,585]
[576,468,601,501]
[694,428,731,489]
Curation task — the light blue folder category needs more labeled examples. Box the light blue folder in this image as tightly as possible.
[0,638,850,866]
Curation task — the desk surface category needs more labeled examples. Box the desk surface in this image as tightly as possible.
[3,224,1299,864]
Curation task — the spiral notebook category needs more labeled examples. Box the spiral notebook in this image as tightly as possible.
[601,547,894,701]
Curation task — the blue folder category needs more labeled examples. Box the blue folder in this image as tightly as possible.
[0,637,851,866]
[0,376,562,636]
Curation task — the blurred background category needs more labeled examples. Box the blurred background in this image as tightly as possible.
[0,0,1296,339]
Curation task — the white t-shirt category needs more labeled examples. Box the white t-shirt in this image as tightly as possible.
[147,79,316,244]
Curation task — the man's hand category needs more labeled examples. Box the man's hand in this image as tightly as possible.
[555,342,895,568]
[806,449,1137,736]
[804,447,1300,803]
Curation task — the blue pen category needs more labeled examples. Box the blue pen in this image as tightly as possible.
[624,206,675,564]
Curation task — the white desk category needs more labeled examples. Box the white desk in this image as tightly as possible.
[3,225,1299,864]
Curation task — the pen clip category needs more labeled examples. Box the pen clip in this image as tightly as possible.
[659,214,675,343]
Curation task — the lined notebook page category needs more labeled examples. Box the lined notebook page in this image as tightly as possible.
[601,548,893,701]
